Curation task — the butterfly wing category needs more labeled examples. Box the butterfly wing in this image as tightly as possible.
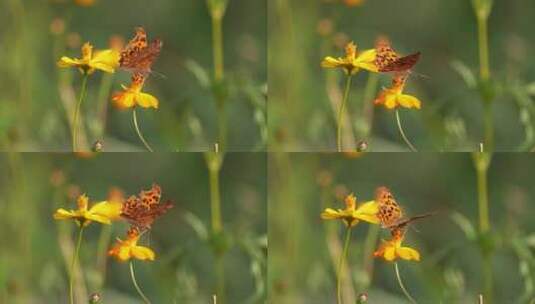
[380,52,421,73]
[121,184,173,230]
[375,186,403,228]
[120,27,162,75]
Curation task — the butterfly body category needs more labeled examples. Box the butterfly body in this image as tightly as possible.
[119,27,162,75]
[121,184,173,231]
[375,37,420,73]
[375,186,433,231]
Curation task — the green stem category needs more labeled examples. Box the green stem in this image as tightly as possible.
[474,152,492,302]
[477,15,490,81]
[337,75,353,152]
[336,226,352,304]
[395,110,417,152]
[72,73,89,152]
[132,108,154,152]
[483,101,494,151]
[69,226,85,304]
[394,262,417,304]
[217,100,227,151]
[206,152,225,302]
[95,225,112,289]
[361,225,380,289]
[211,14,224,82]
[129,261,151,304]
[96,73,114,138]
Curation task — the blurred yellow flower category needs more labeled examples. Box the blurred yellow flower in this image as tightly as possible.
[53,194,122,227]
[108,228,155,262]
[321,42,378,75]
[374,229,420,262]
[112,73,159,109]
[74,0,97,7]
[58,42,119,74]
[343,0,365,6]
[374,73,421,110]
[321,193,379,227]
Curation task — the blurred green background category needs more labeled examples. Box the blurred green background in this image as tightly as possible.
[269,153,535,303]
[0,0,266,151]
[269,0,535,151]
[0,152,266,303]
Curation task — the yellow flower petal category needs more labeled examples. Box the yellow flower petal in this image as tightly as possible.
[354,200,379,224]
[321,57,344,68]
[320,208,343,220]
[131,246,156,261]
[136,92,159,109]
[398,94,421,109]
[113,91,136,109]
[53,208,77,220]
[84,213,112,225]
[384,246,396,262]
[91,49,120,73]
[57,57,82,68]
[397,247,421,261]
[384,94,398,109]
[90,201,122,220]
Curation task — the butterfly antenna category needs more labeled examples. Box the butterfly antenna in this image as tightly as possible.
[150,69,167,80]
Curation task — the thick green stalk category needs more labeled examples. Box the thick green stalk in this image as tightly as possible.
[336,226,352,304]
[69,226,85,304]
[337,75,353,152]
[72,73,89,152]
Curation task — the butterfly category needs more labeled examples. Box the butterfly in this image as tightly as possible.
[119,27,162,75]
[375,37,421,73]
[375,186,434,231]
[121,184,173,230]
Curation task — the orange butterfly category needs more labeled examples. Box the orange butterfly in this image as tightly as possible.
[375,37,420,73]
[121,184,173,230]
[119,27,162,75]
[375,186,434,231]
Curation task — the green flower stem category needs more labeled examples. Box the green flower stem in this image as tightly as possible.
[206,152,225,303]
[69,226,85,304]
[473,152,493,302]
[477,15,490,81]
[129,261,151,304]
[336,226,352,304]
[475,5,494,149]
[95,225,112,289]
[337,75,353,152]
[210,7,227,150]
[394,262,417,304]
[132,108,154,152]
[395,110,417,152]
[72,73,89,152]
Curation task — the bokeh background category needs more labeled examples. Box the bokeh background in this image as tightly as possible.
[0,152,266,303]
[269,153,535,303]
[269,0,535,151]
[0,0,266,151]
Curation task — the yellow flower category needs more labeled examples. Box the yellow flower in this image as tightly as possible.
[321,193,379,227]
[57,42,119,74]
[108,228,155,262]
[53,194,122,227]
[374,73,421,110]
[374,229,420,262]
[321,42,378,75]
[112,73,159,109]
[343,0,365,6]
[74,0,96,6]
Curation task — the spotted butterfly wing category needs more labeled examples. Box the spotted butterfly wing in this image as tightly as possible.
[375,37,420,73]
[375,186,403,228]
[121,184,173,230]
[119,27,162,75]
